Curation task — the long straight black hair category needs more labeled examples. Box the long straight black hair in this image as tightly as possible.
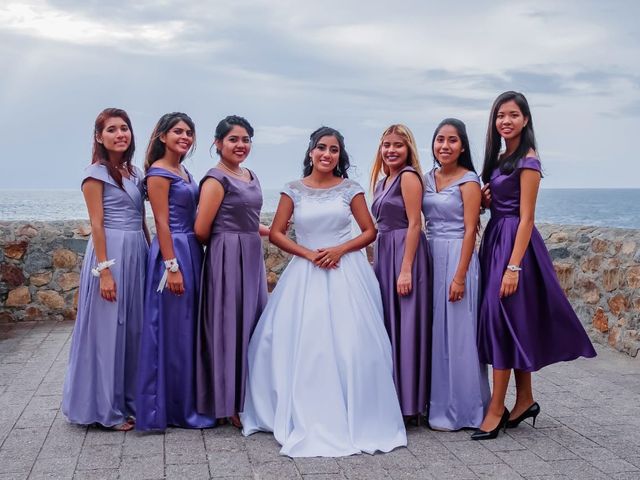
[431,118,477,174]
[481,91,538,184]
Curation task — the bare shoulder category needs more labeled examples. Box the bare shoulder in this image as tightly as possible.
[526,148,538,159]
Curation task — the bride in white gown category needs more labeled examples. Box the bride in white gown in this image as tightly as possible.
[240,127,406,457]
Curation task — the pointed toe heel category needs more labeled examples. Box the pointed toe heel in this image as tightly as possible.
[471,408,510,441]
[506,402,540,429]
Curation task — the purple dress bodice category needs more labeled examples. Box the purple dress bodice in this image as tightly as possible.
[489,157,540,219]
[371,166,419,232]
[423,169,480,240]
[145,167,198,233]
[82,164,145,231]
[201,168,262,234]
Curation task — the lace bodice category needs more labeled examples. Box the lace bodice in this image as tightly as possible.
[282,179,365,250]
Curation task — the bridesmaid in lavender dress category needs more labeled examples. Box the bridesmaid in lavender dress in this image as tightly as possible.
[136,113,215,430]
[62,108,149,431]
[370,124,431,420]
[422,119,490,431]
[473,92,596,440]
[194,115,268,427]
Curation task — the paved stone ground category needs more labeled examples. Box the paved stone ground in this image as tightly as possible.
[1,321,639,480]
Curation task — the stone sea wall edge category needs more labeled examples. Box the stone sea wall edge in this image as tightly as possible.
[1,217,639,358]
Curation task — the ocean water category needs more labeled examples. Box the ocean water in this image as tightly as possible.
[0,188,639,229]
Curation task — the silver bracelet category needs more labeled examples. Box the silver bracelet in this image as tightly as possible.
[506,264,522,272]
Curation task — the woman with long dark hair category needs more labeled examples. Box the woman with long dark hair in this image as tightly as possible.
[135,112,215,430]
[473,92,596,440]
[241,127,406,457]
[62,108,149,431]
[194,115,269,428]
[423,118,490,431]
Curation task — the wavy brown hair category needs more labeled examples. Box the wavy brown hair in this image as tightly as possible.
[92,108,135,188]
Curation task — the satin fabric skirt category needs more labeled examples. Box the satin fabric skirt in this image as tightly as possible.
[62,228,147,427]
[373,228,431,416]
[136,232,215,430]
[241,251,407,457]
[478,218,596,371]
[428,237,489,430]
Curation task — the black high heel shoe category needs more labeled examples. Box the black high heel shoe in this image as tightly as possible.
[506,402,540,429]
[470,408,509,441]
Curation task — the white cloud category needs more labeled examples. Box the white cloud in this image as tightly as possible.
[255,126,309,145]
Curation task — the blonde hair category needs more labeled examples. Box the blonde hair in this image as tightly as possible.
[370,124,423,192]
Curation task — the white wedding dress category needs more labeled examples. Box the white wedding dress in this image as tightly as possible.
[240,179,407,457]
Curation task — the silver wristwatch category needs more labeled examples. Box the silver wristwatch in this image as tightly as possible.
[506,264,522,272]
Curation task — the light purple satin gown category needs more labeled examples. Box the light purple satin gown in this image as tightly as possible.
[478,157,596,371]
[136,167,215,430]
[196,168,268,419]
[422,168,490,430]
[371,166,431,416]
[62,164,148,427]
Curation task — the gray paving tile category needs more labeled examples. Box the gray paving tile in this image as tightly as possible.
[207,450,252,477]
[294,456,341,474]
[165,463,211,479]
[76,444,122,471]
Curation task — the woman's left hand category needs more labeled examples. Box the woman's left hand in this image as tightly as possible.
[499,270,519,298]
[314,246,344,269]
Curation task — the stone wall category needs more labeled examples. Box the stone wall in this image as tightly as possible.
[1,220,639,357]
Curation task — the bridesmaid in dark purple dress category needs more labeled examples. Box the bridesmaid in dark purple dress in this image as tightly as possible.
[136,113,216,430]
[370,124,431,420]
[472,92,596,440]
[194,115,268,428]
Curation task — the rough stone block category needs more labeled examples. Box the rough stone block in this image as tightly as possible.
[73,224,92,236]
[592,238,608,253]
[622,241,637,256]
[592,307,609,333]
[580,279,600,304]
[581,255,602,273]
[29,271,52,287]
[52,249,77,269]
[56,272,79,291]
[626,266,640,289]
[4,241,28,260]
[549,247,570,260]
[36,290,65,310]
[0,263,25,287]
[23,252,52,274]
[16,224,38,237]
[24,307,43,321]
[603,268,621,292]
[609,326,621,347]
[549,231,569,243]
[554,263,574,290]
[0,311,15,322]
[62,238,88,254]
[608,294,628,315]
[6,286,31,306]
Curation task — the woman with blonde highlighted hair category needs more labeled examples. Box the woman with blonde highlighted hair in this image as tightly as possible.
[370,124,431,423]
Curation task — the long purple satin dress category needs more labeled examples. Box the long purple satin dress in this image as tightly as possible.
[478,157,596,371]
[62,164,148,427]
[196,168,268,419]
[372,166,431,416]
[136,167,215,430]
[423,169,490,430]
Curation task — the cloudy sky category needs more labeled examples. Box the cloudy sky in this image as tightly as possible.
[1,0,638,190]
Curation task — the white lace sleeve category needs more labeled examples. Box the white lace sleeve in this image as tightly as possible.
[343,179,365,203]
[280,181,301,204]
